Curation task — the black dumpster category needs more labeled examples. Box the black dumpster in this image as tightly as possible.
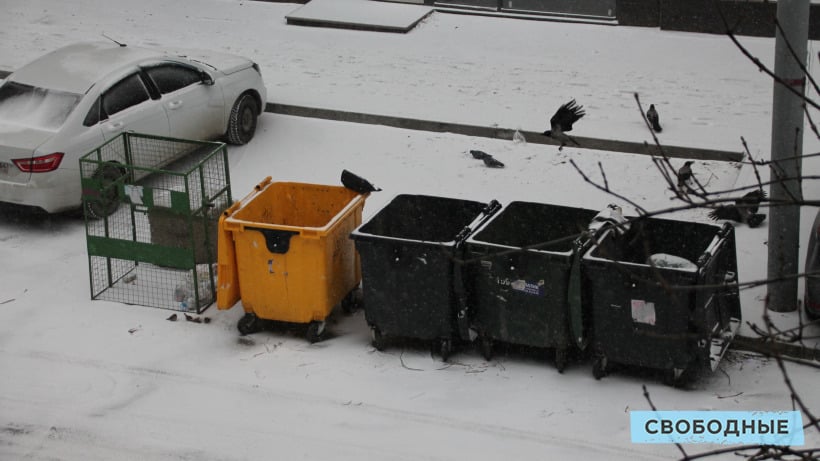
[463,202,600,371]
[582,217,741,385]
[351,194,500,361]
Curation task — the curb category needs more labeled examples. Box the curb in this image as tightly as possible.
[730,335,820,363]
[265,102,744,162]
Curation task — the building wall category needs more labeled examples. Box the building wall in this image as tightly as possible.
[616,0,659,27]
[618,0,820,40]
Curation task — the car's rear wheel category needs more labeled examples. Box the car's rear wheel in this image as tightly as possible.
[227,93,258,145]
[85,163,126,219]
[805,297,820,321]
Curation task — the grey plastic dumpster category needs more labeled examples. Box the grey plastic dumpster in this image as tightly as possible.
[463,202,600,371]
[582,217,741,385]
[351,194,500,361]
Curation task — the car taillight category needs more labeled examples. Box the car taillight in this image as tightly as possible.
[12,152,64,173]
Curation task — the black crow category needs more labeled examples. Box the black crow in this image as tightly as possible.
[482,155,505,168]
[735,189,767,214]
[677,161,695,190]
[543,99,585,151]
[708,205,766,228]
[646,104,662,133]
[470,149,490,160]
[341,170,381,194]
[708,189,768,228]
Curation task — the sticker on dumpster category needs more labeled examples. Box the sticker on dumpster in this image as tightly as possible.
[631,299,656,325]
[496,277,544,296]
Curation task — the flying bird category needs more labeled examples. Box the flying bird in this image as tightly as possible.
[482,155,505,168]
[708,205,766,228]
[543,99,585,151]
[646,104,662,133]
[676,161,695,190]
[707,189,768,228]
[735,189,767,214]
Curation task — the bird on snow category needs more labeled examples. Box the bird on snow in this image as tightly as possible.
[543,99,585,151]
[708,189,767,228]
[646,104,662,133]
[676,161,695,190]
[482,155,505,168]
[470,149,490,160]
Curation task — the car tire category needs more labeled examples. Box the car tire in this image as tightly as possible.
[85,163,126,219]
[806,299,820,321]
[227,93,258,145]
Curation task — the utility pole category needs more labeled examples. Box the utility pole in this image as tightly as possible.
[767,0,810,312]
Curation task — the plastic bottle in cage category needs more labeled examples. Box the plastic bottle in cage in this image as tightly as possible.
[174,284,193,311]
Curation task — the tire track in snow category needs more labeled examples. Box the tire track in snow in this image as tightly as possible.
[2,348,671,460]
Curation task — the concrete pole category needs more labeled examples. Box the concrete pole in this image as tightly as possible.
[767,0,810,312]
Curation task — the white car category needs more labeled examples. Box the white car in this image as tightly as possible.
[0,41,267,214]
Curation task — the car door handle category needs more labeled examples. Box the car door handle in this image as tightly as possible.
[106,121,124,131]
[167,100,183,110]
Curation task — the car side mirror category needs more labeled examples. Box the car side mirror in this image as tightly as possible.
[200,71,214,85]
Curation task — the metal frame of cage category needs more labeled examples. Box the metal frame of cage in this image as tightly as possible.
[80,132,232,313]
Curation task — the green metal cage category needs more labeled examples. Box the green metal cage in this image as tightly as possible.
[80,132,232,313]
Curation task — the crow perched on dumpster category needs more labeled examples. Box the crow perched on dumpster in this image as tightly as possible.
[341,170,381,194]
[708,189,767,228]
[543,99,585,151]
[646,104,662,133]
[676,161,695,190]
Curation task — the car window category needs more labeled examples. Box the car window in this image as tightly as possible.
[102,73,150,117]
[0,81,82,131]
[144,64,202,94]
[83,97,101,127]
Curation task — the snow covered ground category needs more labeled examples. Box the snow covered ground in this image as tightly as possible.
[0,1,818,459]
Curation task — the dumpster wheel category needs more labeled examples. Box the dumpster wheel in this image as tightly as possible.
[555,347,568,373]
[663,367,688,387]
[237,313,262,336]
[479,336,493,361]
[341,288,361,314]
[592,354,608,380]
[306,320,326,343]
[370,326,385,351]
[436,339,453,362]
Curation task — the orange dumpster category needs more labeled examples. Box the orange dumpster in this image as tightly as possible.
[217,176,369,342]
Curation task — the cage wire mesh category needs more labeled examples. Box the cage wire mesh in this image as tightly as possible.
[80,133,232,313]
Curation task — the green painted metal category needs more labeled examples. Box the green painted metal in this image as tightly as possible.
[81,132,232,313]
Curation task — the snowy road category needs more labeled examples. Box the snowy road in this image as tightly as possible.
[1,1,819,458]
